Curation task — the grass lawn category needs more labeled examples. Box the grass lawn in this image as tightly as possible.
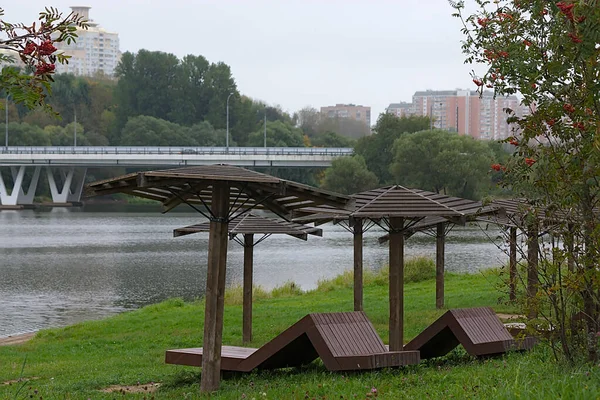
[1,270,598,399]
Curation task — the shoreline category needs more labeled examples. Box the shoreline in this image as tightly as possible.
[0,332,36,346]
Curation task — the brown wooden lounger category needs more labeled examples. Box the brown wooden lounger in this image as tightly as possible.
[166,312,420,372]
[404,307,536,359]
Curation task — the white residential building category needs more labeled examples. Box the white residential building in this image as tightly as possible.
[53,6,121,78]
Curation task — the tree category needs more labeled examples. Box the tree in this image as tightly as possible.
[120,115,194,146]
[113,51,241,143]
[311,131,354,148]
[355,114,431,184]
[295,106,321,137]
[188,121,227,146]
[49,74,91,146]
[203,62,238,130]
[6,122,50,145]
[390,130,493,199]
[317,116,370,139]
[322,155,379,195]
[169,54,210,125]
[455,0,600,362]
[247,120,304,147]
[0,7,87,110]
[114,50,181,130]
[44,122,89,146]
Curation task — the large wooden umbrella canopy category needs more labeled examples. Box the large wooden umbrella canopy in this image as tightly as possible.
[294,185,499,351]
[86,165,350,392]
[173,213,322,343]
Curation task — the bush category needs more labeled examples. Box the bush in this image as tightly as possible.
[224,285,270,306]
[315,256,436,292]
[271,281,303,298]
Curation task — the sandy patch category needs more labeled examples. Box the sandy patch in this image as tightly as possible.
[100,383,161,394]
[496,313,525,321]
[0,332,35,346]
[2,377,40,386]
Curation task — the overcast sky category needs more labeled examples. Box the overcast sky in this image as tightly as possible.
[5,1,484,122]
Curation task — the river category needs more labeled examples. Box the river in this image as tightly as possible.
[0,205,510,337]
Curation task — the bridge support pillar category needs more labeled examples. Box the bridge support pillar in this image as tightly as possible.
[46,167,87,204]
[0,166,42,206]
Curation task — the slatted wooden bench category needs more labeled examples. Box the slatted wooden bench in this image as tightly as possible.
[404,307,536,359]
[166,311,420,372]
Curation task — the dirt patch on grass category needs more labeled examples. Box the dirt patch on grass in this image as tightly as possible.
[497,313,525,321]
[2,377,40,386]
[100,383,161,394]
[0,332,35,346]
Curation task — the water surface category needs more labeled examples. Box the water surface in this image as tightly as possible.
[0,205,509,337]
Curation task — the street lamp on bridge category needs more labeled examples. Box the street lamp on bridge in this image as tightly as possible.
[5,95,8,150]
[226,92,234,153]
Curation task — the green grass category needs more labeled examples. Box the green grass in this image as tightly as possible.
[1,269,598,399]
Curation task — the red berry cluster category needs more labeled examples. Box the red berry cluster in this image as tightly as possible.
[568,32,582,44]
[38,40,57,56]
[556,2,575,21]
[34,63,56,75]
[23,42,37,55]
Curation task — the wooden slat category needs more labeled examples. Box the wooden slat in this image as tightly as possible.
[173,213,322,238]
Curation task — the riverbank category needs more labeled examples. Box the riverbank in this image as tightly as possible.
[0,332,35,346]
[1,270,599,399]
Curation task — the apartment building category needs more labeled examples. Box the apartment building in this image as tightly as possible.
[387,89,524,140]
[53,6,121,77]
[320,104,371,129]
[386,102,415,118]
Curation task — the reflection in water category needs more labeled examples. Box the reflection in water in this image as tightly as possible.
[0,205,509,336]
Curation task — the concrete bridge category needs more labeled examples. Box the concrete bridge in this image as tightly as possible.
[0,146,353,207]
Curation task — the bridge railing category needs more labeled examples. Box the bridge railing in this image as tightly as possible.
[0,146,354,156]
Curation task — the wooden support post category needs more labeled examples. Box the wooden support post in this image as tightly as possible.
[243,234,254,343]
[509,227,517,301]
[526,222,539,319]
[389,217,404,351]
[353,219,363,312]
[200,183,230,393]
[436,222,445,309]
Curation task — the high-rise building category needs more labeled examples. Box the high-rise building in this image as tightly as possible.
[53,6,121,77]
[320,104,371,129]
[387,89,525,140]
[386,102,415,118]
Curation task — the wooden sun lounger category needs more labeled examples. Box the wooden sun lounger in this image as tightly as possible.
[166,312,420,372]
[404,307,536,359]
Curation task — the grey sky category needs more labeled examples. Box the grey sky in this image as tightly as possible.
[4,1,484,122]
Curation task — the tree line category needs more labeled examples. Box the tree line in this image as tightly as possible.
[3,49,508,198]
[322,113,509,200]
[4,50,357,149]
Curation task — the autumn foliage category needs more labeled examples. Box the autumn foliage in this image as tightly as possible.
[455,0,600,363]
[0,7,88,110]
